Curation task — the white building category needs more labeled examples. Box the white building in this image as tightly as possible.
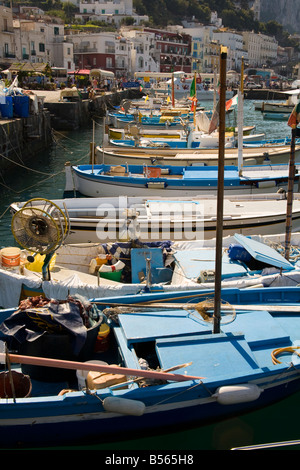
[120,27,158,74]
[243,31,278,67]
[0,2,16,67]
[76,0,148,26]
[182,26,220,74]
[13,19,75,70]
[213,29,247,71]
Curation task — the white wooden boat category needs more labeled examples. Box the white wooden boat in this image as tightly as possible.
[3,222,300,309]
[96,143,300,166]
[10,193,300,246]
[254,90,300,113]
[64,162,300,198]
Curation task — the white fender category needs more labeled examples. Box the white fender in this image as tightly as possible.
[103,397,145,416]
[213,384,262,405]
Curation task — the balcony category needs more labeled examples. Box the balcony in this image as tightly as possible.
[22,54,29,59]
[4,52,16,58]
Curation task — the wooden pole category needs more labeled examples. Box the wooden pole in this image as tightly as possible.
[213,46,227,334]
[2,353,204,382]
[193,72,197,126]
[285,127,296,260]
[172,72,175,107]
[238,57,244,175]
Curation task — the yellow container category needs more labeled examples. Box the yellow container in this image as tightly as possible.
[26,253,56,272]
[94,323,110,353]
[1,247,21,267]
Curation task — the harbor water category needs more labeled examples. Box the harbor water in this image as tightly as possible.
[0,100,299,450]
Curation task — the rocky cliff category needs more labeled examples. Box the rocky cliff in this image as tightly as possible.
[260,0,300,33]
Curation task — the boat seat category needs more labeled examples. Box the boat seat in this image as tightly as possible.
[221,310,290,348]
[118,308,212,345]
[155,332,263,380]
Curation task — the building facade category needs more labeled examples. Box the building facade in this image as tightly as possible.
[0,1,16,69]
[144,27,192,74]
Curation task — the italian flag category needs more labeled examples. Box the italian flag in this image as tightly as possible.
[225,94,238,111]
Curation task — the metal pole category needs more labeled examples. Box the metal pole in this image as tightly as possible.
[285,126,296,260]
[213,46,227,334]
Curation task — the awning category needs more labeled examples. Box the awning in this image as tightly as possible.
[8,62,50,74]
[68,69,91,75]
[90,69,114,79]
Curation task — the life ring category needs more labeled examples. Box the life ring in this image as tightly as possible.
[99,260,125,273]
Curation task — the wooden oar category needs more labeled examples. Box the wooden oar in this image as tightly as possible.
[1,353,204,382]
[95,301,300,313]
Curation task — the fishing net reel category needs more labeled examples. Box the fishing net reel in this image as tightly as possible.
[11,198,70,280]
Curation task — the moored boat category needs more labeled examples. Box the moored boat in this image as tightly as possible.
[64,162,300,198]
[1,286,300,447]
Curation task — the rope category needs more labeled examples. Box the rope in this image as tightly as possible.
[0,152,55,175]
[271,346,300,364]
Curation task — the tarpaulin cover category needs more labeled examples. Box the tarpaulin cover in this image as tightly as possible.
[0,296,100,355]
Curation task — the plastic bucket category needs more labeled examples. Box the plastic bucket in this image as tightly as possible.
[94,323,110,353]
[1,247,21,267]
[13,95,29,118]
[76,360,108,390]
[0,370,32,398]
[0,96,13,118]
[99,270,123,281]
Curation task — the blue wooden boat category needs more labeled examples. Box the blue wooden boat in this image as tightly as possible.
[243,137,300,148]
[66,162,300,198]
[2,286,300,447]
[263,112,289,121]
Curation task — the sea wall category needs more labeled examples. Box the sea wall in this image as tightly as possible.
[44,88,142,131]
[0,88,142,173]
[0,110,53,172]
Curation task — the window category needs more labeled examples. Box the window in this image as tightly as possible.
[102,9,105,13]
[39,43,45,52]
[67,48,71,55]
[106,57,112,68]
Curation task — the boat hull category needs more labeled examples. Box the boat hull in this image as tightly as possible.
[0,374,299,448]
[97,145,300,166]
[70,164,299,198]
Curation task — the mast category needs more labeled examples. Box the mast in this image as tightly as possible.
[213,46,227,334]
[285,127,296,260]
[238,57,244,174]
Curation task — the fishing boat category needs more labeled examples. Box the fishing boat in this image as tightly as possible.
[107,124,258,142]
[96,143,300,166]
[263,112,289,121]
[64,162,300,198]
[108,130,237,150]
[2,226,300,309]
[2,285,300,447]
[12,193,300,245]
[135,71,234,101]
[258,90,300,114]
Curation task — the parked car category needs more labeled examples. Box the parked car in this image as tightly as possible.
[246,81,262,89]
